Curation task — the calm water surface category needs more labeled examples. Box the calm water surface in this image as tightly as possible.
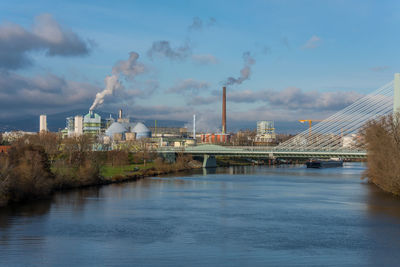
[1,163,400,266]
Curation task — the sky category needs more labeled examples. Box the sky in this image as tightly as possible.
[0,0,399,132]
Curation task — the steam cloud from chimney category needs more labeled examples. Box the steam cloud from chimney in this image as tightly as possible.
[147,40,192,61]
[90,52,146,111]
[224,51,255,86]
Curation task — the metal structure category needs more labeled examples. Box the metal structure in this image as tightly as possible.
[158,144,366,159]
[277,80,394,152]
[158,74,400,159]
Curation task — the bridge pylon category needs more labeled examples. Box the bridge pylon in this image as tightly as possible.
[394,73,400,115]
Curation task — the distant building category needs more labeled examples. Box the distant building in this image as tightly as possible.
[255,121,276,143]
[39,115,47,132]
[2,131,36,143]
[66,117,75,136]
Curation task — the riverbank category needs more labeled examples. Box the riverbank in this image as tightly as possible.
[362,114,400,196]
[0,160,203,208]
[0,135,204,207]
[100,160,203,184]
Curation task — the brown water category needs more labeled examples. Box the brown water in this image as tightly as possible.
[1,163,400,266]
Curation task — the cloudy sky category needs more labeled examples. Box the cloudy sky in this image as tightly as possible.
[0,0,399,131]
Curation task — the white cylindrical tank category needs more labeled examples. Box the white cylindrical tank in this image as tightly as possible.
[74,115,83,135]
[132,122,151,139]
[39,115,47,132]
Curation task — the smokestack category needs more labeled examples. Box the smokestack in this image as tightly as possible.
[119,109,123,119]
[74,115,83,136]
[39,114,47,132]
[222,86,226,134]
[193,114,196,139]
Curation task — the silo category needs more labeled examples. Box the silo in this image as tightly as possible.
[74,115,83,135]
[39,115,47,132]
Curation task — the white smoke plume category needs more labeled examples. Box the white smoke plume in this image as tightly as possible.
[147,40,192,61]
[112,52,146,78]
[89,52,146,110]
[90,75,122,110]
[224,51,255,86]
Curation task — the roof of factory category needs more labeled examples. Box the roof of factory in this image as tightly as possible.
[132,122,150,133]
[84,111,101,119]
[105,122,127,136]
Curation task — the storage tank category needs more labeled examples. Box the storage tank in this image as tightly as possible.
[105,122,127,137]
[132,122,151,139]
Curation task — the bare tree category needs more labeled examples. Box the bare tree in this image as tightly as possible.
[362,114,400,195]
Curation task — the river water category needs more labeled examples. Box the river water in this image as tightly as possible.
[1,163,400,266]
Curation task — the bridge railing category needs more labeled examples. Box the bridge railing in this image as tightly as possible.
[156,145,366,154]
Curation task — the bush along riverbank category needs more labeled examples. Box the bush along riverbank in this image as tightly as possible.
[0,133,201,207]
[362,114,400,195]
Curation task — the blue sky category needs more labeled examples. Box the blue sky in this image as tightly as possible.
[0,0,399,131]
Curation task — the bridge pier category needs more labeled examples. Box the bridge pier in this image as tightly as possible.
[203,154,217,168]
[161,152,176,163]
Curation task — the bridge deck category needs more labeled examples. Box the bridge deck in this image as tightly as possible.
[157,145,366,159]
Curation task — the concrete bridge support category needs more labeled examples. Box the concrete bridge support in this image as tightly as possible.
[161,152,176,163]
[203,154,217,168]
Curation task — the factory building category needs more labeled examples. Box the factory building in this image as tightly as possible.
[39,115,47,132]
[199,86,231,144]
[74,115,83,136]
[83,110,101,135]
[66,117,75,136]
[201,133,230,144]
[103,110,151,142]
[254,121,276,143]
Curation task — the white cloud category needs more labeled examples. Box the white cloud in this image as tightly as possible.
[167,78,209,95]
[302,35,322,49]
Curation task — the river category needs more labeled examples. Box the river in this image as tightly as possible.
[1,163,400,266]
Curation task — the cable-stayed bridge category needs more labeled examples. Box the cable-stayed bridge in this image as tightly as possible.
[158,74,400,161]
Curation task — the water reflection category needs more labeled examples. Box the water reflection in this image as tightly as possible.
[202,167,217,175]
[365,183,400,221]
[1,164,400,266]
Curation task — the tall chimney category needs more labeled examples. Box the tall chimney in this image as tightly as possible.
[222,86,226,134]
[39,114,47,132]
[193,114,196,139]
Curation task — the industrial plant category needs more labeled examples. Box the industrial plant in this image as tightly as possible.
[1,86,298,149]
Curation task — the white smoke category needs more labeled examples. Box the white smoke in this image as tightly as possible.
[89,75,122,110]
[224,51,255,86]
[89,52,146,111]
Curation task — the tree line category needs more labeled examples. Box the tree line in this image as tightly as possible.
[0,133,196,206]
